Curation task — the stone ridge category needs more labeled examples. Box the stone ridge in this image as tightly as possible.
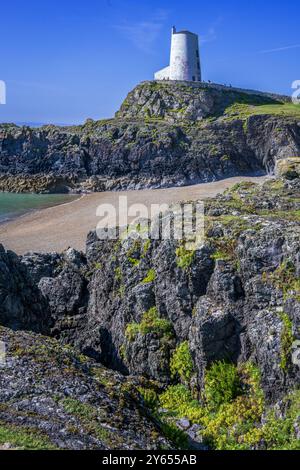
[0,81,299,193]
[152,80,291,103]
[116,80,291,123]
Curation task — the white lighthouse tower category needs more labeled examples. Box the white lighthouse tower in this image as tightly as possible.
[155,26,201,82]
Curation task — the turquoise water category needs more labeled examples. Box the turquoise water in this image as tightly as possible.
[0,193,78,223]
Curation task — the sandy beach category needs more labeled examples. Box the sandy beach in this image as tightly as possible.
[0,175,268,254]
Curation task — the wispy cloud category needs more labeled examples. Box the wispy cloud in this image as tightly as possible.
[199,17,223,45]
[113,9,169,54]
[259,44,300,54]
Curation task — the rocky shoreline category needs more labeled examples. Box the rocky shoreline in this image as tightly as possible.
[0,82,300,194]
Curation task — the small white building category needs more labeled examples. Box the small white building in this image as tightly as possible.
[155,27,201,82]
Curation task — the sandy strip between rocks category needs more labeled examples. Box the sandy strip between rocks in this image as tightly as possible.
[0,175,268,254]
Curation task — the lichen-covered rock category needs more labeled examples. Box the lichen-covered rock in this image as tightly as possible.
[276,157,300,180]
[0,82,300,192]
[116,81,289,123]
[0,326,171,450]
[0,245,51,334]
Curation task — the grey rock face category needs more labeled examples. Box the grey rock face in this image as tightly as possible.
[0,326,171,450]
[0,245,51,334]
[0,83,300,192]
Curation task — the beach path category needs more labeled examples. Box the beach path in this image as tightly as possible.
[0,176,268,254]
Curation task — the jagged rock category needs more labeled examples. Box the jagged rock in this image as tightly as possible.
[0,83,300,193]
[0,245,51,334]
[0,326,171,450]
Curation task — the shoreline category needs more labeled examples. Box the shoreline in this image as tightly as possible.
[0,193,82,226]
[0,175,269,255]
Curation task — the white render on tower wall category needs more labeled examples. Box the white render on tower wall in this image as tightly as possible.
[155,27,201,82]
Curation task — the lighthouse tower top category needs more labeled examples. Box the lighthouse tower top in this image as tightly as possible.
[154,26,201,82]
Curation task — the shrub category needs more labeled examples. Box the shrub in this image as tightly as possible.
[139,307,173,338]
[170,341,194,383]
[125,307,173,342]
[175,245,195,270]
[157,363,271,450]
[201,363,264,450]
[159,385,204,423]
[204,361,242,410]
[279,312,294,370]
[125,322,140,342]
[138,388,159,411]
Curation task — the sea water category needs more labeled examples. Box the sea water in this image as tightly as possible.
[0,192,78,223]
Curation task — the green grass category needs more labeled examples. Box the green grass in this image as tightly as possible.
[0,422,57,450]
[62,398,112,443]
[224,102,300,120]
[259,209,300,223]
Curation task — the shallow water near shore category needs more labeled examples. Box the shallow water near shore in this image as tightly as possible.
[0,193,79,223]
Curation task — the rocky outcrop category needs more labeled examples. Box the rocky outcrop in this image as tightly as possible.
[0,245,51,334]
[116,81,289,122]
[1,83,300,192]
[0,326,171,450]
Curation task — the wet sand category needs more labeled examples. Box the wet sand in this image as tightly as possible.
[0,176,268,254]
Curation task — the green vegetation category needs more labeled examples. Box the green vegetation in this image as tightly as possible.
[141,268,156,284]
[263,260,300,301]
[224,102,300,121]
[138,388,159,411]
[254,391,300,450]
[0,422,57,450]
[276,157,300,180]
[175,244,196,270]
[170,341,194,383]
[210,237,237,262]
[279,312,294,371]
[211,250,232,261]
[128,257,140,267]
[160,421,189,450]
[125,322,140,342]
[259,209,300,223]
[227,181,257,194]
[62,398,112,443]
[114,266,126,297]
[125,307,173,342]
[151,359,300,449]
[158,362,266,450]
[115,266,122,282]
[160,385,204,422]
[204,361,242,410]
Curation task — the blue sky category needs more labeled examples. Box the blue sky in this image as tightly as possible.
[0,0,299,124]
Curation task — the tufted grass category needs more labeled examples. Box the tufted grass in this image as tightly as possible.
[0,422,57,450]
